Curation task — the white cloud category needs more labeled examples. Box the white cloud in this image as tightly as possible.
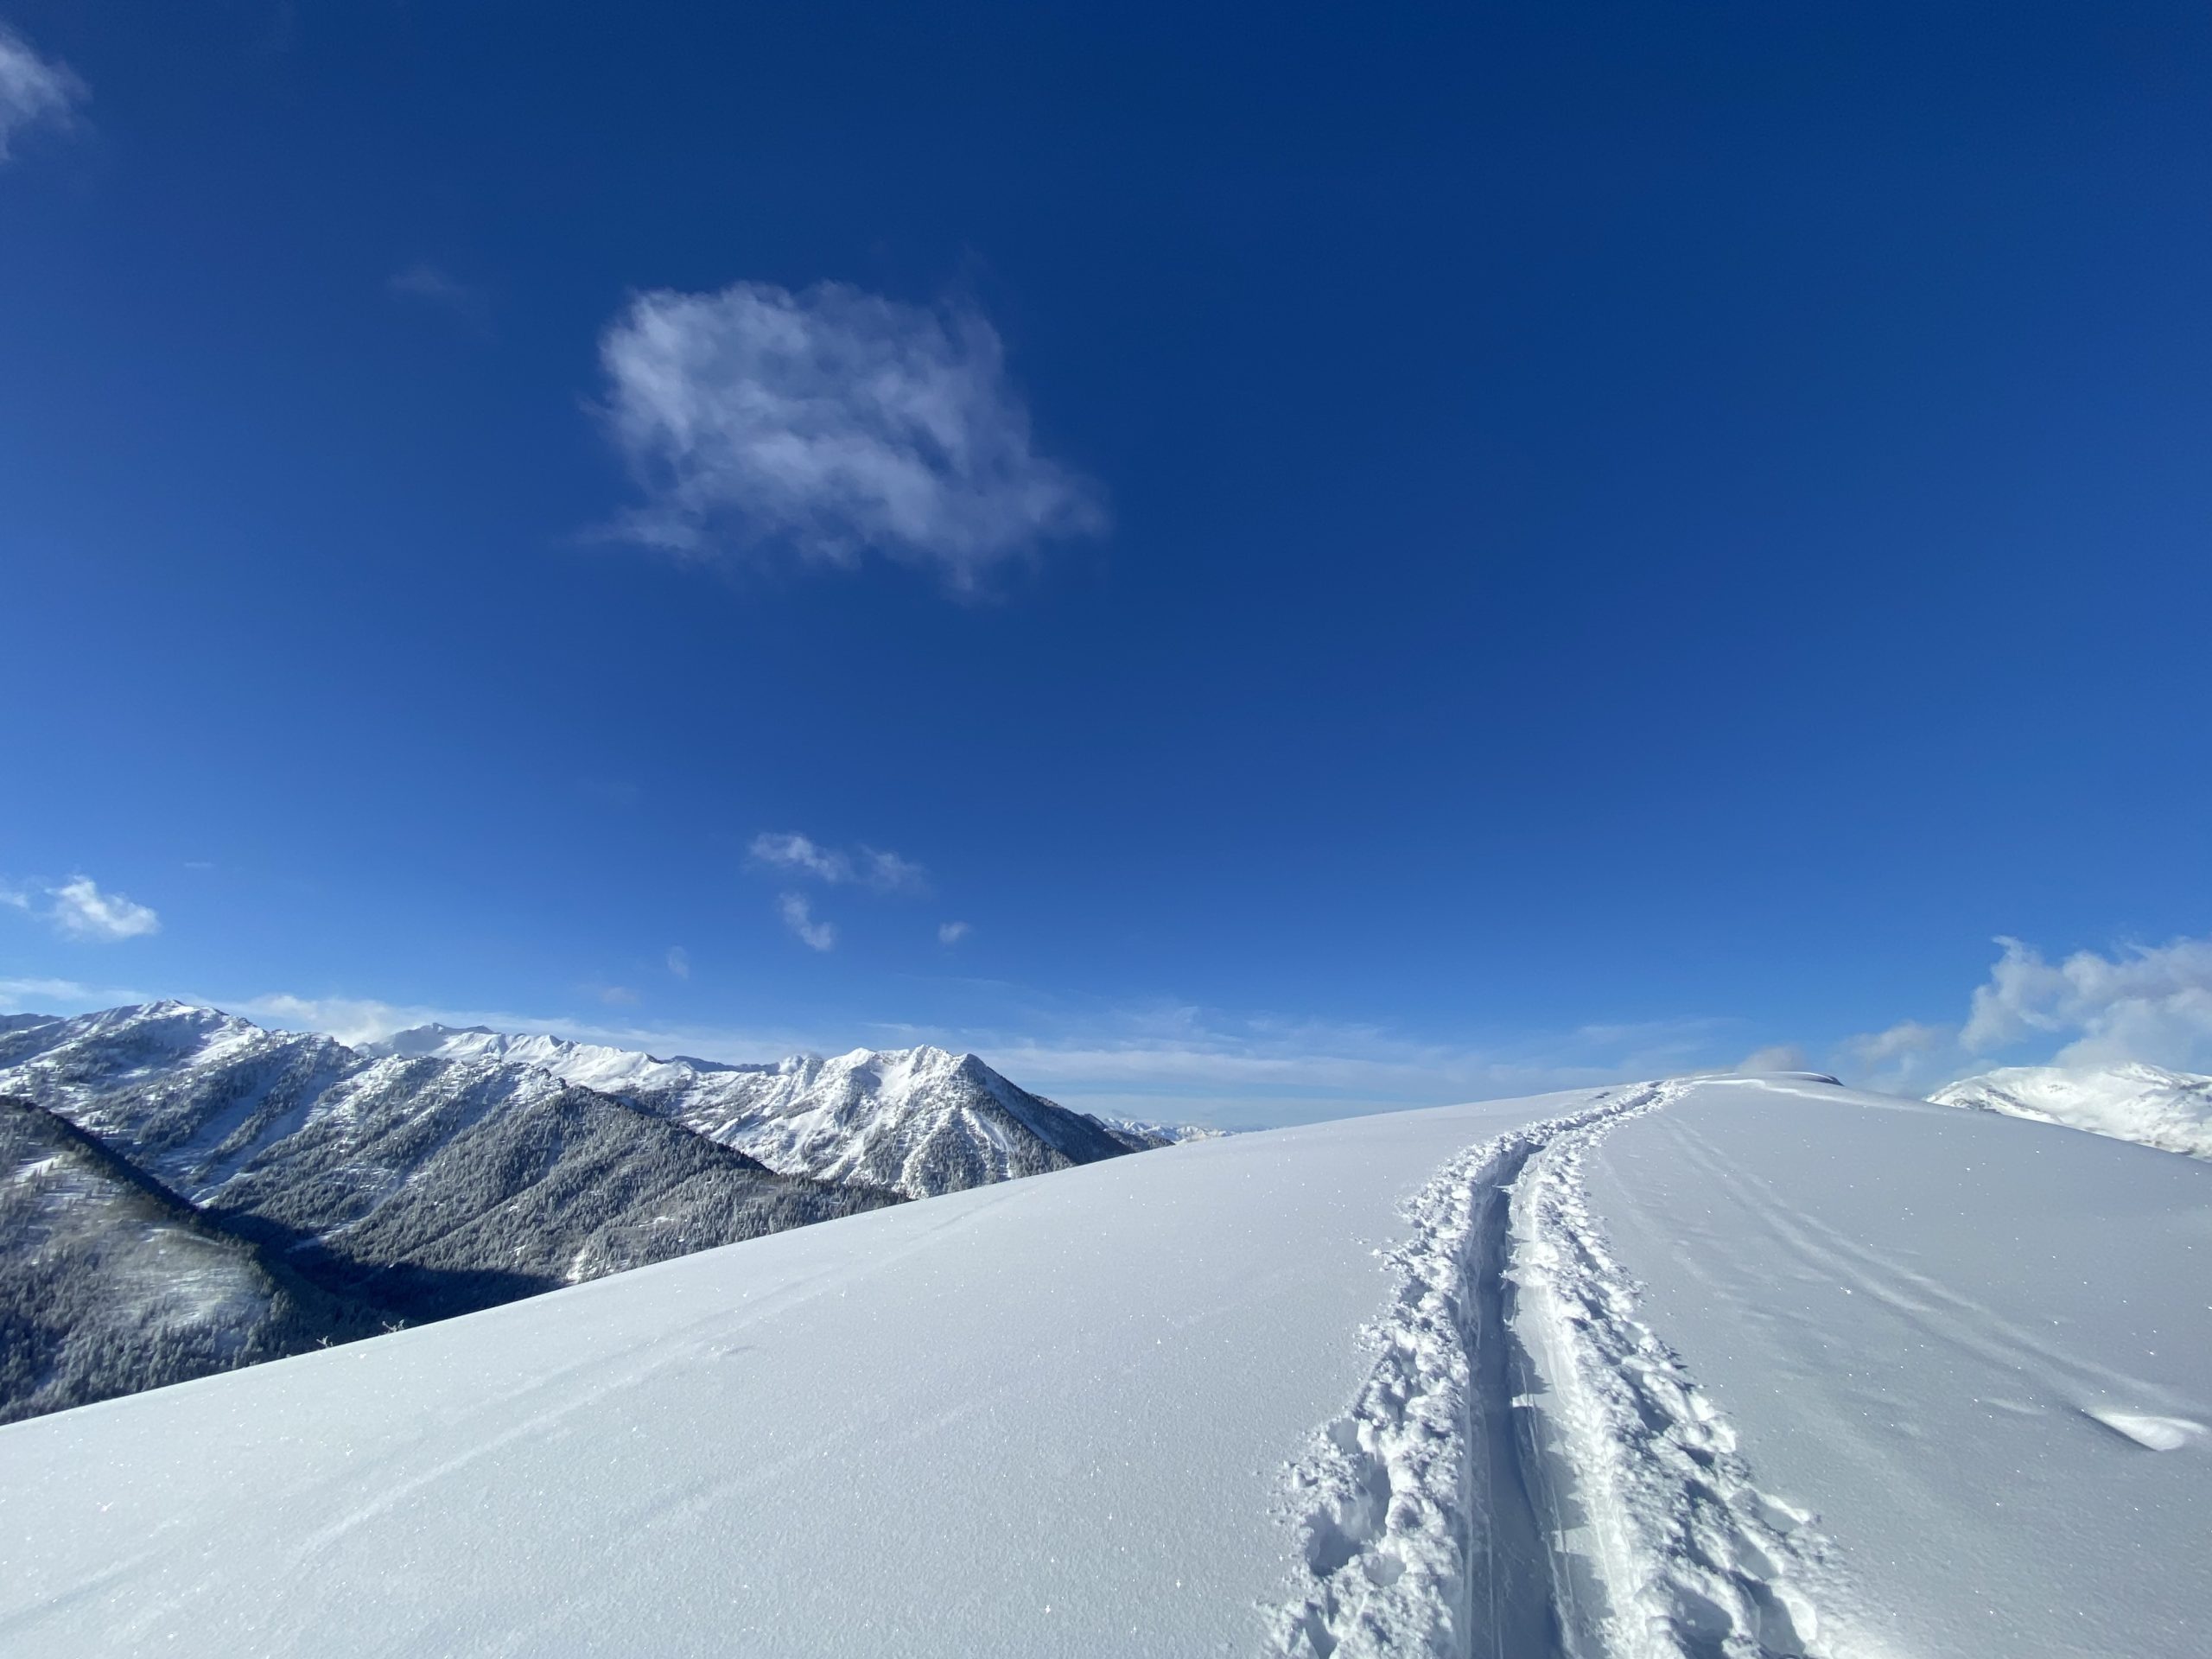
[1834,932,2212,1092]
[239,993,432,1047]
[45,876,160,942]
[938,920,972,946]
[859,847,928,893]
[596,984,640,1007]
[1964,934,2212,1070]
[778,893,836,951]
[1734,1044,1808,1074]
[749,831,848,882]
[598,280,1105,588]
[0,25,83,162]
[747,831,927,894]
[666,946,690,979]
[0,885,28,910]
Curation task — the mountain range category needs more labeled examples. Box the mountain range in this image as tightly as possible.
[0,1001,1205,1422]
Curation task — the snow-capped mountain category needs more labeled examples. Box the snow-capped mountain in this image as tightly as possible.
[1931,1061,2212,1160]
[0,1001,1175,1423]
[0,1003,893,1321]
[368,1022,1148,1198]
[1090,1112,1230,1149]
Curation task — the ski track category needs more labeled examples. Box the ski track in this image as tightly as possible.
[1646,1108,2180,1418]
[1268,1084,1875,1659]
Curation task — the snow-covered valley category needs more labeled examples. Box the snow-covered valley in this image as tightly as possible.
[1,1073,2202,1656]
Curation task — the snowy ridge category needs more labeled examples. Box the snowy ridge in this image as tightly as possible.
[1272,1083,1873,1659]
[372,1024,1132,1198]
[1931,1062,2212,1160]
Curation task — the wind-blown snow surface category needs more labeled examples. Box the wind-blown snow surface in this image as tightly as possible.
[1,1078,2205,1657]
[1585,1077,2210,1659]
[1933,1061,2212,1160]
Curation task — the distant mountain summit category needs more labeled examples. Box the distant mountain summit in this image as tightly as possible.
[367,1024,1141,1198]
[0,1002,1196,1423]
[1931,1061,2212,1160]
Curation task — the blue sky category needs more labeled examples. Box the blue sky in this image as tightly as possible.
[4,3,2211,1126]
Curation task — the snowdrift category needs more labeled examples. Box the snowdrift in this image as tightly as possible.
[0,1077,2204,1657]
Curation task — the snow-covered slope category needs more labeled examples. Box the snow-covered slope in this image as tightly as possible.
[1932,1060,2212,1160]
[371,1022,1141,1197]
[3,1076,2202,1657]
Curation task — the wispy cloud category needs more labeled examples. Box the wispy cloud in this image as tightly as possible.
[3,875,162,943]
[666,945,690,979]
[0,24,84,162]
[938,920,972,946]
[0,975,134,1013]
[777,892,836,951]
[1734,1044,1809,1074]
[388,261,488,324]
[747,831,927,894]
[597,280,1105,589]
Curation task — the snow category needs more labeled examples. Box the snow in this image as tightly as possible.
[1932,1061,2212,1160]
[1,1076,2205,1657]
[1584,1076,2212,1659]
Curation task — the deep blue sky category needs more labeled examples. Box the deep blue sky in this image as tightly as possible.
[4,3,2210,1123]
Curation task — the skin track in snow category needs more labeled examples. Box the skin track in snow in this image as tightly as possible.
[1508,1098,1881,1659]
[1270,1083,1880,1659]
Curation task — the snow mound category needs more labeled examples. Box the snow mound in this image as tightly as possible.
[1931,1061,2212,1160]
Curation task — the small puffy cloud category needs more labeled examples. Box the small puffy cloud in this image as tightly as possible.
[598,280,1104,588]
[0,25,84,162]
[1834,932,2212,1093]
[1964,934,2212,1071]
[1734,1044,1808,1075]
[938,920,972,946]
[45,876,161,942]
[748,831,927,894]
[666,946,690,979]
[0,884,28,910]
[778,893,836,952]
